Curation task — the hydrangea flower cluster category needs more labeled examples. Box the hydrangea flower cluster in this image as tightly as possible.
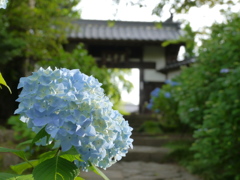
[0,0,8,9]
[15,67,133,170]
[165,80,180,86]
[220,68,230,73]
[147,82,177,112]
[146,88,160,112]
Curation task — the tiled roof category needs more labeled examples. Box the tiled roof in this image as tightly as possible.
[69,19,182,42]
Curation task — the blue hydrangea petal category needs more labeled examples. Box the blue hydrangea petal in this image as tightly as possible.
[33,116,53,127]
[59,135,75,152]
[46,124,60,138]
[150,87,160,97]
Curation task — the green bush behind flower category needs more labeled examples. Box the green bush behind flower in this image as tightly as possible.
[150,13,240,179]
[176,13,240,179]
[7,115,35,141]
[152,85,184,130]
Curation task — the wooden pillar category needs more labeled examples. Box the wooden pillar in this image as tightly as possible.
[139,47,144,113]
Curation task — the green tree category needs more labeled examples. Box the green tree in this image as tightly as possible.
[152,0,237,15]
[0,0,132,124]
[0,0,79,124]
[173,13,240,179]
[113,0,238,16]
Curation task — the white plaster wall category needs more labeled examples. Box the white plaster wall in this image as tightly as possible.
[167,70,181,80]
[144,69,166,82]
[143,45,165,70]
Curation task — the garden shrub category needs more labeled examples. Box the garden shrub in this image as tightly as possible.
[173,13,240,179]
[147,81,189,132]
[148,12,240,179]
[190,65,240,180]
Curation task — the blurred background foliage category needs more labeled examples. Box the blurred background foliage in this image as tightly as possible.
[0,0,133,125]
[1,0,240,178]
[152,0,236,15]
[121,0,240,179]
[113,0,237,16]
[148,13,240,180]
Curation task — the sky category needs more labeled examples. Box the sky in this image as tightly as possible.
[75,0,239,105]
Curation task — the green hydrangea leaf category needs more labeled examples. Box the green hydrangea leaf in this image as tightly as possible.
[11,160,39,174]
[32,156,79,180]
[88,163,109,180]
[0,147,27,161]
[31,126,50,147]
[60,147,83,162]
[16,140,32,148]
[0,72,12,94]
[39,150,57,163]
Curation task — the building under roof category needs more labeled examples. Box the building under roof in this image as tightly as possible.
[66,19,193,113]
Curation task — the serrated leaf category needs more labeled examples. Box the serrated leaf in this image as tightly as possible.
[31,126,50,147]
[88,163,109,180]
[11,160,39,174]
[39,150,57,163]
[59,147,83,162]
[33,156,79,180]
[60,147,83,162]
[60,154,82,162]
[17,140,32,148]
[0,173,33,180]
[60,147,79,155]
[0,72,12,94]
[0,147,27,161]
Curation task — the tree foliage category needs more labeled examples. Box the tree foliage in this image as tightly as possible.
[1,0,79,66]
[0,0,132,124]
[148,12,240,179]
[0,0,80,122]
[113,0,238,16]
[173,13,240,179]
[152,0,237,15]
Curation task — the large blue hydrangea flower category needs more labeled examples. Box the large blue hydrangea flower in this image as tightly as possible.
[15,67,133,170]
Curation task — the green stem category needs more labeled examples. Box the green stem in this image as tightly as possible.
[55,147,61,157]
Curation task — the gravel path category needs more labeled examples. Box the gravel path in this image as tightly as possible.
[80,161,202,180]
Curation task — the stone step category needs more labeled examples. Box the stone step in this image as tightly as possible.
[122,146,171,163]
[124,114,158,122]
[131,134,193,147]
[132,136,169,147]
[124,114,158,130]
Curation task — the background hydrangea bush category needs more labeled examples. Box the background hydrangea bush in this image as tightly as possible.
[146,81,184,131]
[147,13,240,180]
[0,67,133,179]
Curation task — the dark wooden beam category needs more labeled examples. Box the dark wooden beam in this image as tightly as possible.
[97,61,156,69]
[158,59,195,74]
